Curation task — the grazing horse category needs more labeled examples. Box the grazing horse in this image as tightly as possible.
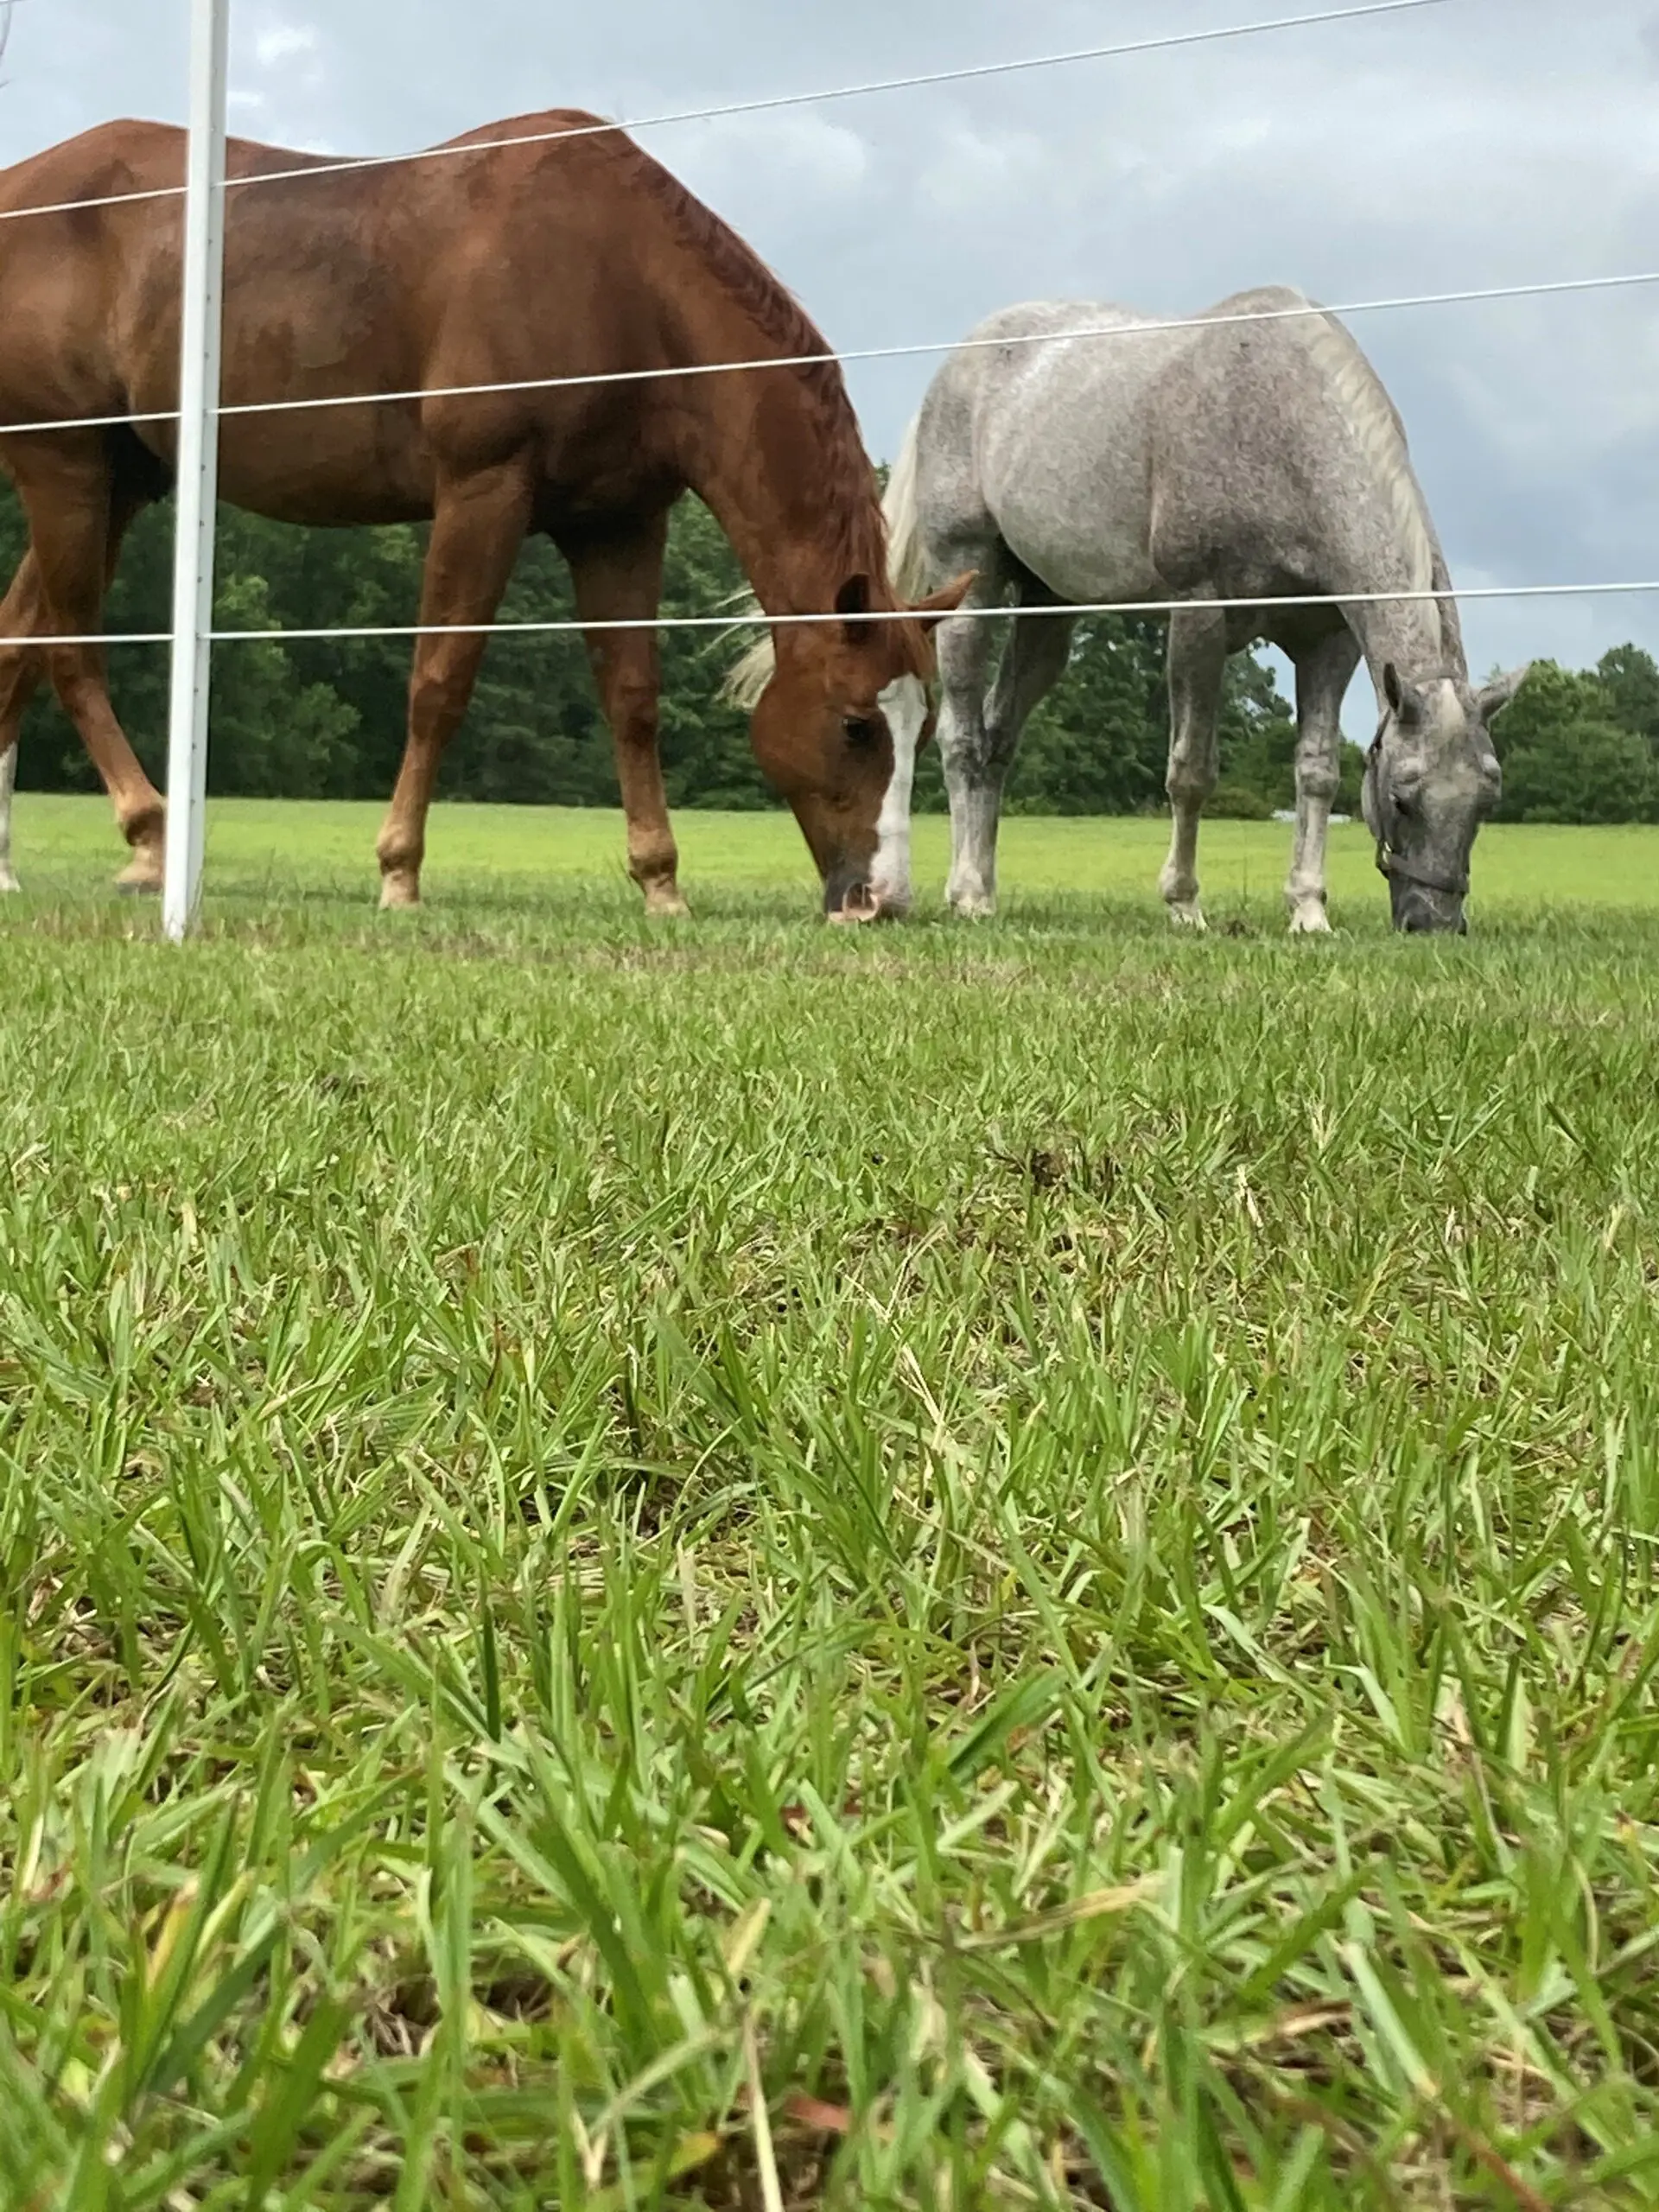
[729,287,1528,934]
[0,113,968,914]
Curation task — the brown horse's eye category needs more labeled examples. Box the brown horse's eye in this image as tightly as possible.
[842,716,881,749]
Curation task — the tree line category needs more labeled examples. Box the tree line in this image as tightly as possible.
[2,481,1656,823]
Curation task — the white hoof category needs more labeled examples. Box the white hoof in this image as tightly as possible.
[1288,901,1332,936]
[0,868,20,895]
[1166,899,1207,931]
[948,890,996,919]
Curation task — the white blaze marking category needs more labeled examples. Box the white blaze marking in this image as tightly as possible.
[872,674,927,909]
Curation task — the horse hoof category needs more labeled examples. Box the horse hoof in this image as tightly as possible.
[0,872,20,895]
[114,871,162,897]
[1166,901,1207,931]
[378,874,421,911]
[1288,905,1333,936]
[644,887,691,919]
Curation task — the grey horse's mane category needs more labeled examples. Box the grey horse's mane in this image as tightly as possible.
[1283,298,1435,600]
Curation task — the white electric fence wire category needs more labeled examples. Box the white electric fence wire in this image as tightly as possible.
[0,0,1627,669]
[0,0,1448,228]
[16,579,1659,654]
[3,265,1655,445]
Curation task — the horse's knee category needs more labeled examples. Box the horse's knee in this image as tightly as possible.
[408,661,471,737]
[1166,760,1217,809]
[1296,755,1340,805]
[941,730,997,789]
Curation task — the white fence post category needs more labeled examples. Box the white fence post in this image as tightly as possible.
[162,0,230,942]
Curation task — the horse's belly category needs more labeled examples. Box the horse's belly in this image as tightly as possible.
[988,469,1160,607]
[129,403,437,528]
[219,417,435,526]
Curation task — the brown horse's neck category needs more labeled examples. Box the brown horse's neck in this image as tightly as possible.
[677,359,890,618]
[638,198,890,617]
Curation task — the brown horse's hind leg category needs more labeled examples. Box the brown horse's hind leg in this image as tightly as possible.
[376,463,533,908]
[0,491,152,893]
[567,514,687,918]
[12,448,163,891]
[0,551,50,892]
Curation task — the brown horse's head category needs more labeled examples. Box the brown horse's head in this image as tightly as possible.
[746,571,972,921]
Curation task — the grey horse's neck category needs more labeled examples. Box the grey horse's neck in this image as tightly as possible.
[1346,592,1457,706]
[1279,304,1462,700]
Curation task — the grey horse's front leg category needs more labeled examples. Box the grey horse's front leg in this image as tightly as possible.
[0,741,19,894]
[1285,628,1362,933]
[1159,601,1227,928]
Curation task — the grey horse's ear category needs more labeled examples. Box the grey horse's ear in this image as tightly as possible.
[1382,662,1425,727]
[1478,664,1531,723]
[1360,745,1383,841]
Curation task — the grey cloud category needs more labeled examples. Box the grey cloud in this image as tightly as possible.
[7,0,1656,734]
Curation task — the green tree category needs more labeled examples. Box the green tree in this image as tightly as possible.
[206,573,361,797]
[1,470,1639,829]
[1492,660,1655,824]
[1598,644,1659,752]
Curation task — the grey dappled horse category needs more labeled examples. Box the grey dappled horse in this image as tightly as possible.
[729,285,1528,934]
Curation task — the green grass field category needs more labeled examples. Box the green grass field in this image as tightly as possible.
[5,798,1659,2209]
[14,793,1659,918]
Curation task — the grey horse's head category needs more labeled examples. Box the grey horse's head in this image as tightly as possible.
[1362,664,1529,934]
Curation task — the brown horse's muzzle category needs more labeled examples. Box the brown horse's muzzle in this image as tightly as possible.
[823,865,887,925]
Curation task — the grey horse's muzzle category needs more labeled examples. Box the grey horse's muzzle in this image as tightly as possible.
[1377,844,1469,935]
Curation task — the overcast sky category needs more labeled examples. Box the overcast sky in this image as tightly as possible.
[9,0,1658,734]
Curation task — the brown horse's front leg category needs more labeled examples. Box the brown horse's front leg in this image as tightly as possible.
[568,515,688,918]
[376,463,534,908]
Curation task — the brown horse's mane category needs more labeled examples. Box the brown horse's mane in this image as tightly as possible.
[615,137,892,596]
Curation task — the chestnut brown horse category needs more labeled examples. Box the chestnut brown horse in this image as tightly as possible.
[0,112,969,915]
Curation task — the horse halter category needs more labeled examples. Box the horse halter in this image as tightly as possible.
[1373,840,1470,901]
[1364,712,1471,903]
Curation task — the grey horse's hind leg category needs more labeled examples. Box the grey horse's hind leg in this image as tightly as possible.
[1159,600,1228,928]
[934,562,1007,917]
[1285,627,1362,933]
[940,571,1073,917]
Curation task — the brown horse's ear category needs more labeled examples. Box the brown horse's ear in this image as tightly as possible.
[911,569,976,632]
[835,573,873,646]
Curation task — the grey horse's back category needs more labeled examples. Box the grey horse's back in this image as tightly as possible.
[1150,284,1438,601]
